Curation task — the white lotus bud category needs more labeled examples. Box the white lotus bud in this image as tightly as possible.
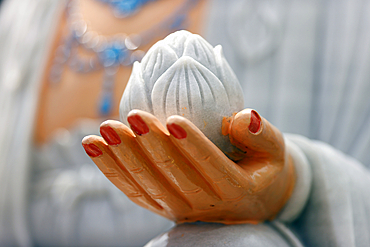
[120,30,244,155]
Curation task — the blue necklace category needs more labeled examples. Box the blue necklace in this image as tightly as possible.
[96,0,157,18]
[49,0,200,116]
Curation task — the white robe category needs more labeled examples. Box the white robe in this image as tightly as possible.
[0,0,370,246]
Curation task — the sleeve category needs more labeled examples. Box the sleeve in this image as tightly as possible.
[277,134,370,247]
[276,135,312,223]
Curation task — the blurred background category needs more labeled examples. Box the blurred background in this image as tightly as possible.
[0,0,370,246]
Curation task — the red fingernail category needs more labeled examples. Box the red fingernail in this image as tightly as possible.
[127,115,149,136]
[167,123,187,139]
[82,143,103,157]
[100,126,121,145]
[249,110,261,134]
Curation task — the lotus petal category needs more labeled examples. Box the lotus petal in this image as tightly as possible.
[141,41,178,92]
[120,62,151,125]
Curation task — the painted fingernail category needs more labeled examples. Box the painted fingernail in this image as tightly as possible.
[127,114,149,136]
[100,126,121,145]
[167,123,187,139]
[249,110,261,134]
[82,143,103,157]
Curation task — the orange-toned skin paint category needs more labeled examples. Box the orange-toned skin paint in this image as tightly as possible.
[83,109,296,224]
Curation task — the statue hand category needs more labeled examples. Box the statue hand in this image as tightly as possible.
[82,109,295,224]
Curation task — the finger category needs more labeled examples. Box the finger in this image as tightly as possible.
[82,135,166,217]
[99,120,193,216]
[226,109,285,159]
[166,116,249,201]
[126,110,218,210]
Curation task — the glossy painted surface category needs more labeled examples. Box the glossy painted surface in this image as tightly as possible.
[82,143,103,157]
[83,109,296,224]
[100,125,122,145]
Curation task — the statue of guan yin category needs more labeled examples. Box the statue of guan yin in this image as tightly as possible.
[83,30,370,247]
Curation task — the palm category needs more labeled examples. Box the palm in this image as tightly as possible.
[82,109,295,224]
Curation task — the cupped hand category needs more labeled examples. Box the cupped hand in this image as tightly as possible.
[82,109,295,224]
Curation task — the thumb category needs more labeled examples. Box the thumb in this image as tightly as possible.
[226,109,285,158]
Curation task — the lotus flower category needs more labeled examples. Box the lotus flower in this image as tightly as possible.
[120,30,244,154]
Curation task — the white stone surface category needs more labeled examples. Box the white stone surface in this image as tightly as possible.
[120,30,244,154]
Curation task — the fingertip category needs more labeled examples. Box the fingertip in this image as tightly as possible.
[231,109,263,135]
[128,110,170,135]
[228,109,265,152]
[249,110,262,135]
[166,115,188,126]
[100,125,122,146]
[81,135,100,145]
[230,109,284,155]
[82,136,103,158]
[100,120,112,128]
[232,109,251,133]
[166,116,195,139]
[167,122,187,139]
[81,135,91,145]
[127,109,154,120]
[127,112,150,136]
[100,119,122,129]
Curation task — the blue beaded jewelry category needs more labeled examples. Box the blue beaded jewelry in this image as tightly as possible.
[49,0,200,116]
[96,0,156,18]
